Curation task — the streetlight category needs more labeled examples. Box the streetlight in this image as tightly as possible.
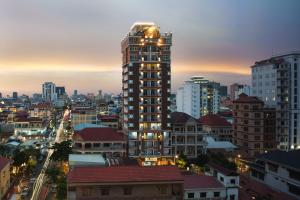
[173,154,178,165]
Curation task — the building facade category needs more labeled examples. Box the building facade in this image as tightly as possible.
[176,81,200,119]
[251,52,300,150]
[171,112,206,158]
[42,82,57,102]
[200,114,233,142]
[249,150,300,199]
[67,166,183,200]
[122,22,172,164]
[190,76,221,117]
[73,127,126,158]
[233,94,276,158]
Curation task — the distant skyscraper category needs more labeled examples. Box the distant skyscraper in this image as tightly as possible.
[122,22,172,164]
[190,76,221,116]
[12,92,18,99]
[42,82,57,102]
[73,90,78,96]
[251,51,300,150]
[176,81,200,118]
[230,83,251,100]
[55,86,66,99]
[0,92,2,98]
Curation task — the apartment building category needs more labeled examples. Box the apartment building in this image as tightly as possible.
[249,150,300,199]
[67,166,183,200]
[71,107,98,127]
[28,102,52,119]
[251,52,300,150]
[176,81,200,119]
[122,22,172,164]
[233,94,276,158]
[73,127,126,158]
[200,114,233,142]
[171,112,206,158]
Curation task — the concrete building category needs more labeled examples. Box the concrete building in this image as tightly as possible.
[55,86,66,99]
[67,166,183,200]
[184,175,227,200]
[29,102,51,119]
[122,22,172,164]
[12,92,18,99]
[42,82,57,102]
[190,76,221,117]
[171,112,206,158]
[71,107,98,127]
[200,114,233,142]
[97,115,119,129]
[176,81,200,119]
[0,157,12,200]
[249,150,300,199]
[233,94,277,158]
[206,163,239,200]
[73,127,126,158]
[230,83,251,100]
[251,52,300,150]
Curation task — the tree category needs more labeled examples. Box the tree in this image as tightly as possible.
[56,176,67,200]
[176,154,187,169]
[46,167,61,183]
[210,152,237,171]
[13,149,29,167]
[51,140,72,162]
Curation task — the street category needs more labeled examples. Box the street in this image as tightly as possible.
[30,110,67,200]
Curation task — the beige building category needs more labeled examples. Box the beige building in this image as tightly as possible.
[71,107,98,127]
[73,127,126,158]
[0,157,12,199]
[28,102,52,119]
[171,112,207,158]
[200,114,233,142]
[67,166,183,200]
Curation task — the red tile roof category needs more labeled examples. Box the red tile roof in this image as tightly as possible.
[0,156,13,171]
[233,93,263,104]
[68,166,183,184]
[171,112,201,124]
[98,115,119,121]
[199,114,231,127]
[184,175,224,189]
[74,127,125,141]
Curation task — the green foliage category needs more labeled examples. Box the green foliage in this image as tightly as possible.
[46,167,61,183]
[50,140,72,162]
[210,152,237,171]
[188,154,209,167]
[176,153,187,169]
[56,176,67,200]
[13,149,28,167]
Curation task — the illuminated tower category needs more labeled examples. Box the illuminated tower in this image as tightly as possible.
[121,22,172,165]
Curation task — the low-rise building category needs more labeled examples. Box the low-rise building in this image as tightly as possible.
[200,114,233,142]
[98,115,119,129]
[73,127,126,158]
[67,166,184,200]
[0,156,13,200]
[206,163,239,200]
[249,150,300,199]
[184,175,226,200]
[171,112,206,158]
[28,102,51,119]
[71,107,98,127]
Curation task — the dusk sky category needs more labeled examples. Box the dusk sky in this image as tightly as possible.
[1,0,300,96]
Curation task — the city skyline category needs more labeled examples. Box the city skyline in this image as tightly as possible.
[1,0,300,95]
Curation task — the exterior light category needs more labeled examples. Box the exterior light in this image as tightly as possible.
[237,154,241,158]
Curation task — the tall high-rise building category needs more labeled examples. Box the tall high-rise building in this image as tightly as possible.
[55,86,66,99]
[176,81,200,119]
[230,83,251,100]
[12,92,18,99]
[42,82,57,102]
[122,22,172,165]
[190,76,221,116]
[251,52,300,150]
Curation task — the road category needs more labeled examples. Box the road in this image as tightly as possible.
[30,110,68,200]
